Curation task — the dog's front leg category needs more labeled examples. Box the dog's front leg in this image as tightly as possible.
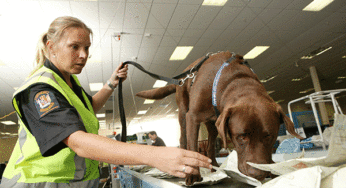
[185,111,203,185]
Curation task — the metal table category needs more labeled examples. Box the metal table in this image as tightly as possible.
[111,165,255,188]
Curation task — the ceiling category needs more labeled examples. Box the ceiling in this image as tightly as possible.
[0,0,346,138]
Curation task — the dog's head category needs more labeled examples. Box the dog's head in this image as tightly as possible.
[216,101,303,180]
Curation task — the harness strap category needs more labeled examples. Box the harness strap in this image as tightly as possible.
[117,54,211,142]
[212,62,230,117]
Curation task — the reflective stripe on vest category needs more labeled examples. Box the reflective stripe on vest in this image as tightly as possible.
[1,67,99,187]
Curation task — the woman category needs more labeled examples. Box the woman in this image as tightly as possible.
[1,16,212,187]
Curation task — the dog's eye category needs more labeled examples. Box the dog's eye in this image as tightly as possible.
[264,134,271,140]
[238,133,249,141]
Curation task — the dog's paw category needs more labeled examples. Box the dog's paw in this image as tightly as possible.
[185,174,203,185]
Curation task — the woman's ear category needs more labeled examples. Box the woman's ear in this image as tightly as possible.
[46,40,56,58]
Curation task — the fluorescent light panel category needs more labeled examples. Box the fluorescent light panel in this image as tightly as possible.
[303,0,334,11]
[138,110,147,115]
[153,80,167,88]
[202,0,228,6]
[1,121,16,125]
[169,46,193,60]
[244,46,270,59]
[96,113,105,118]
[315,46,332,56]
[89,83,103,91]
[144,99,155,104]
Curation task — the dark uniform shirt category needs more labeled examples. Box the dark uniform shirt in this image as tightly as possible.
[152,136,166,146]
[17,60,91,157]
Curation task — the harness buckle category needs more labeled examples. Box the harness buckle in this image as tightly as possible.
[179,73,195,86]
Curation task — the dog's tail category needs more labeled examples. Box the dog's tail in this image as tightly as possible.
[136,84,176,99]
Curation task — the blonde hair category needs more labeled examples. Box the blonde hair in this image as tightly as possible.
[32,16,93,76]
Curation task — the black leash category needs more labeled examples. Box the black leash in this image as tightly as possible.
[117,54,211,142]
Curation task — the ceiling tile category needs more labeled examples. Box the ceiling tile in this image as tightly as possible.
[226,8,258,31]
[247,0,273,8]
[266,0,294,9]
[178,0,204,5]
[146,4,176,28]
[70,1,99,28]
[140,35,163,48]
[285,0,316,10]
[159,36,179,47]
[153,0,178,3]
[121,34,143,48]
[183,29,205,38]
[178,37,199,46]
[120,47,140,62]
[166,29,186,37]
[138,47,159,63]
[224,0,247,7]
[152,46,176,61]
[99,1,125,29]
[208,6,243,30]
[258,8,282,24]
[266,9,300,31]
[123,3,150,29]
[188,6,222,29]
[167,4,200,29]
[201,29,224,39]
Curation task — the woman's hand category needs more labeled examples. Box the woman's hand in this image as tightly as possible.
[148,147,212,178]
[109,62,128,88]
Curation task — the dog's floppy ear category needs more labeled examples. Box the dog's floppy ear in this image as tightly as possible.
[215,107,233,148]
[277,104,304,140]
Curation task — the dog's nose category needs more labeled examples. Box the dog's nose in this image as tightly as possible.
[246,166,269,181]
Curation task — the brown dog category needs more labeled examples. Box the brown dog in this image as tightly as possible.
[136,51,303,185]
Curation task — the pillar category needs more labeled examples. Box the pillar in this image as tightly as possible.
[309,66,329,125]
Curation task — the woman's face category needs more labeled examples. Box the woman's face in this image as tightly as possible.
[51,27,91,77]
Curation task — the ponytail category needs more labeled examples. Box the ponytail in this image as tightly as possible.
[30,33,48,76]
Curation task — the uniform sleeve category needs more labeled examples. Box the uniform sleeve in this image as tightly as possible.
[20,84,87,157]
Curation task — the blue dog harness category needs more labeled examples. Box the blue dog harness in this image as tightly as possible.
[212,56,254,117]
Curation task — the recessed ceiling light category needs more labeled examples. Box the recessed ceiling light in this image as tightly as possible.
[89,83,103,91]
[202,0,228,6]
[1,121,16,125]
[275,99,284,104]
[301,46,332,59]
[169,46,193,60]
[96,113,105,118]
[260,75,277,83]
[153,80,167,88]
[176,109,179,111]
[244,46,270,59]
[144,99,155,104]
[299,88,314,94]
[138,110,147,115]
[303,0,334,11]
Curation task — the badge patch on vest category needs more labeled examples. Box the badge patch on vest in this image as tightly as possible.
[34,91,60,118]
